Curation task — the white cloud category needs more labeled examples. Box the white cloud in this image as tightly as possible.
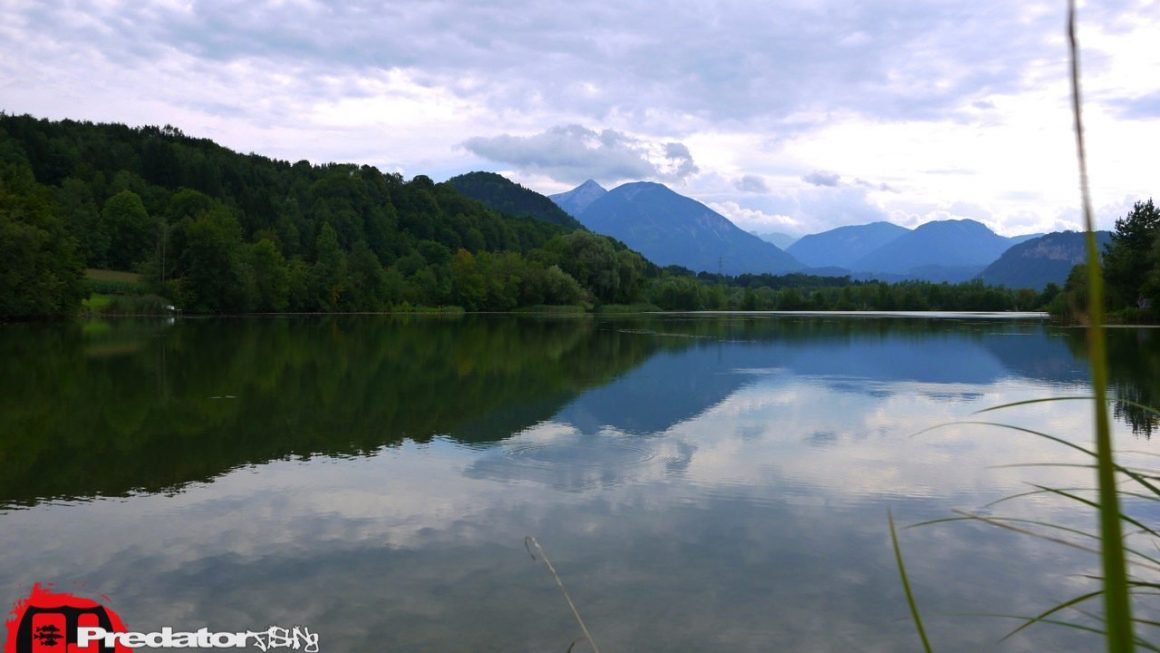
[803,171,841,187]
[733,174,769,193]
[0,1,1157,235]
[709,201,802,233]
[463,125,699,185]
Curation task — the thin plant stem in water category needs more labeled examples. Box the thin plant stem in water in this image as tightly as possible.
[889,511,933,653]
[525,536,602,653]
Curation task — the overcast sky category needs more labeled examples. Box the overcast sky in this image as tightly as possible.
[2,0,1157,236]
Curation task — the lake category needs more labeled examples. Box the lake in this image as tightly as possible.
[2,314,1159,652]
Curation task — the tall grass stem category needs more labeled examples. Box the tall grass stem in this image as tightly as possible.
[889,511,934,653]
[1068,1,1135,650]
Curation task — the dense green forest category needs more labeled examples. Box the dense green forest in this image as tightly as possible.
[0,114,1060,317]
[446,171,583,230]
[1050,199,1160,323]
[0,114,659,315]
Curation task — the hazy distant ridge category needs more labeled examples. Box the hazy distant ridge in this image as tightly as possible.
[979,230,1112,289]
[551,178,1060,283]
[787,222,910,269]
[569,181,803,275]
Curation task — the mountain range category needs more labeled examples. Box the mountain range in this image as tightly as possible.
[554,181,802,275]
[851,219,1027,281]
[787,221,910,269]
[751,231,799,249]
[979,230,1112,290]
[443,175,1092,290]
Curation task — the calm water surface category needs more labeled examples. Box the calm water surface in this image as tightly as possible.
[3,314,1160,652]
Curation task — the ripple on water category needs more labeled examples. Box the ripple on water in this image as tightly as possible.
[502,439,657,469]
[461,437,661,491]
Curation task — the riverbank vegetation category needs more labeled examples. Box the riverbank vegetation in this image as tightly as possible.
[1049,199,1160,324]
[0,113,1076,318]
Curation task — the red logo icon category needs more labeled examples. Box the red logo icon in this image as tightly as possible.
[5,585,131,653]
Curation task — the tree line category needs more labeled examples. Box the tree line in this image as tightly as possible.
[1050,199,1160,323]
[1,113,1055,318]
[0,114,649,315]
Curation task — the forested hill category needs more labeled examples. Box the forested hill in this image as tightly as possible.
[979,230,1112,291]
[1,114,1073,319]
[446,171,584,230]
[0,114,649,316]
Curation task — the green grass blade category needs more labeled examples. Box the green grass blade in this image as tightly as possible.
[916,420,1096,457]
[973,396,1095,414]
[951,614,1160,652]
[1027,484,1160,539]
[1120,450,1160,459]
[922,418,1160,500]
[999,589,1105,642]
[935,512,1101,556]
[972,396,1160,421]
[889,510,934,653]
[982,485,1097,509]
[989,463,1097,471]
[955,612,1110,637]
[913,512,1160,573]
[1068,1,1134,649]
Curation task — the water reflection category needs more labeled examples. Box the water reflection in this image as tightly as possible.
[0,316,657,505]
[1,315,1158,652]
[0,315,1117,507]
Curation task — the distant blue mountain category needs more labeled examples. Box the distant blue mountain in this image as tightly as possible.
[550,179,607,217]
[553,179,1050,281]
[752,231,800,249]
[852,219,1014,275]
[1009,233,1045,245]
[979,230,1112,290]
[787,222,911,269]
[571,181,803,275]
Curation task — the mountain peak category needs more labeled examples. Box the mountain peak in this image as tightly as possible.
[575,183,801,275]
[786,221,910,269]
[610,180,672,201]
[912,218,995,234]
[853,217,1011,275]
[550,179,609,217]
